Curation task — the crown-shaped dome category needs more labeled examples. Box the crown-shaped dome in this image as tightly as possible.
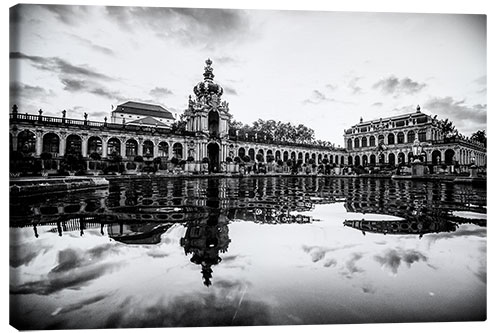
[193,58,224,97]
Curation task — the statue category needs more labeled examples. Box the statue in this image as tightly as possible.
[84,113,88,120]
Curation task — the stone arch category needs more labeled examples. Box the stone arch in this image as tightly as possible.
[158,141,169,157]
[340,156,345,165]
[379,153,385,164]
[354,155,360,166]
[238,147,246,159]
[275,150,281,161]
[362,155,368,166]
[17,130,36,154]
[444,149,455,165]
[66,134,82,155]
[87,136,102,155]
[290,151,296,160]
[43,132,60,155]
[283,151,289,161]
[107,137,121,156]
[407,130,415,143]
[388,153,396,165]
[348,155,353,165]
[298,152,303,161]
[248,148,255,161]
[347,138,352,150]
[378,134,385,145]
[432,150,441,165]
[354,138,360,148]
[361,136,367,147]
[173,142,183,159]
[397,152,405,165]
[369,154,376,165]
[143,140,154,157]
[387,133,395,145]
[397,132,405,144]
[369,135,375,147]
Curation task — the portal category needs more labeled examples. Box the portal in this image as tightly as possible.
[207,142,220,173]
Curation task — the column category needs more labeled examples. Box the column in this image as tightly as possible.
[102,139,108,158]
[81,137,88,157]
[153,143,159,157]
[11,135,18,151]
[59,137,66,157]
[35,134,43,157]
[168,140,173,159]
[120,139,126,157]
[137,140,143,156]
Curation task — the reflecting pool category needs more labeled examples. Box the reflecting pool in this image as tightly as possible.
[10,177,487,329]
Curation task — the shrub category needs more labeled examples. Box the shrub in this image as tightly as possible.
[187,156,195,162]
[89,152,101,161]
[202,157,209,163]
[133,155,144,163]
[153,157,162,164]
[226,156,233,163]
[179,160,186,166]
[234,156,241,163]
[256,153,264,162]
[266,155,275,163]
[170,157,179,165]
[40,152,52,160]
[308,159,314,165]
[277,159,284,166]
[243,155,251,163]
[286,159,293,167]
[297,159,303,166]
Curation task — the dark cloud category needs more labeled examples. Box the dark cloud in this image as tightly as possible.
[10,81,54,103]
[423,96,486,133]
[39,4,90,25]
[374,248,427,275]
[60,78,87,92]
[59,77,122,101]
[52,293,109,315]
[150,87,173,98]
[10,52,113,81]
[105,7,250,47]
[11,245,123,296]
[373,75,426,96]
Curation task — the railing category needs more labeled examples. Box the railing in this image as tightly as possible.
[10,112,196,137]
[228,133,344,152]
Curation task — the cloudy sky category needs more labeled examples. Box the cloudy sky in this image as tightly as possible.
[9,4,486,145]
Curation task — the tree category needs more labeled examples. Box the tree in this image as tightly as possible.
[438,118,458,139]
[471,130,486,147]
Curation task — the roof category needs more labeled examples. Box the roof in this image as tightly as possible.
[113,101,175,119]
[354,111,429,127]
[128,116,170,127]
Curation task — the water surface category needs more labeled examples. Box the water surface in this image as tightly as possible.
[10,177,487,329]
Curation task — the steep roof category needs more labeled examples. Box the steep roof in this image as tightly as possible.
[128,116,170,127]
[113,101,175,119]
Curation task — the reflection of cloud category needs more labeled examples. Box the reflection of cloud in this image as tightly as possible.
[343,252,364,278]
[11,244,123,295]
[52,293,109,316]
[424,226,486,241]
[10,240,52,268]
[361,284,375,294]
[374,248,427,275]
[104,280,272,327]
[302,244,357,265]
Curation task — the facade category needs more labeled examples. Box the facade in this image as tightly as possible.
[9,59,486,174]
[111,101,175,128]
[344,106,486,169]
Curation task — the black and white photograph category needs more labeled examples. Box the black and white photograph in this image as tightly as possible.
[7,1,494,331]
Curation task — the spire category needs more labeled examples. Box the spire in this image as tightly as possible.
[203,58,214,81]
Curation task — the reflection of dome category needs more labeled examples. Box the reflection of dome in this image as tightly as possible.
[193,59,224,97]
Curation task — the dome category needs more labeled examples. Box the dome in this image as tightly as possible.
[193,59,224,97]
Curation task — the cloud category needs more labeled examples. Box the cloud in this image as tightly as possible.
[424,226,486,241]
[302,88,355,105]
[10,81,54,103]
[373,75,426,96]
[372,102,383,107]
[11,245,123,296]
[67,33,115,56]
[343,252,364,277]
[423,96,486,133]
[103,279,272,327]
[224,86,238,95]
[104,7,250,47]
[11,52,113,80]
[374,248,427,275]
[39,4,90,25]
[348,77,363,95]
[59,77,122,101]
[473,75,486,86]
[51,293,109,316]
[150,87,173,98]
[214,56,238,64]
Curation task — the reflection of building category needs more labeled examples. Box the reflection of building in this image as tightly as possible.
[107,222,174,244]
[344,107,486,168]
[180,212,230,287]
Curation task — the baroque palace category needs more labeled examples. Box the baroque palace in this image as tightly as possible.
[9,59,486,175]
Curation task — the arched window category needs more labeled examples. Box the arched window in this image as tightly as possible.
[173,142,183,159]
[361,137,367,147]
[126,139,138,157]
[432,150,441,165]
[238,147,245,158]
[347,139,352,150]
[298,152,303,161]
[43,133,60,155]
[387,133,395,145]
[143,140,154,157]
[66,134,82,155]
[348,156,353,165]
[335,155,339,164]
[379,153,385,164]
[275,150,281,161]
[290,151,296,160]
[397,132,404,144]
[340,156,345,165]
[17,130,36,154]
[362,155,368,166]
[305,152,310,162]
[369,136,375,147]
[445,149,455,165]
[354,138,360,148]
[398,152,405,165]
[418,130,427,142]
[87,136,102,155]
[108,138,121,156]
[248,148,255,160]
[158,142,168,157]
[354,155,360,166]
[378,135,385,145]
[407,130,415,143]
[388,153,396,165]
[370,154,376,165]
[283,151,289,161]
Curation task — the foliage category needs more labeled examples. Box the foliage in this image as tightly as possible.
[471,130,486,147]
[171,113,187,132]
[243,155,251,163]
[437,118,458,138]
[133,155,144,163]
[89,152,101,161]
[225,156,233,163]
[256,153,264,162]
[187,156,195,162]
[170,157,179,165]
[40,152,52,160]
[178,159,186,166]
[277,159,284,166]
[234,156,241,163]
[153,157,162,164]
[266,155,275,163]
[202,157,210,163]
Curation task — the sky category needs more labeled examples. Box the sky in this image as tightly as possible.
[9,4,487,145]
